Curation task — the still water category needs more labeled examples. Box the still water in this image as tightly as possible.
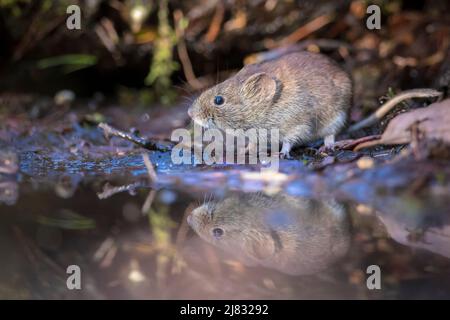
[1,149,450,299]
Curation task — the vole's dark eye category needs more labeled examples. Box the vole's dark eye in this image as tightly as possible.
[214,95,224,105]
[212,227,224,238]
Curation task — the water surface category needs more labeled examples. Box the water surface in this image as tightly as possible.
[1,148,450,299]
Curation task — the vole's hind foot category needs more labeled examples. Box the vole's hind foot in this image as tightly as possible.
[324,135,335,148]
[279,151,293,159]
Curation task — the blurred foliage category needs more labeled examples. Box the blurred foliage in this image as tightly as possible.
[118,87,154,108]
[148,204,178,286]
[127,0,153,33]
[37,209,96,230]
[37,54,98,74]
[0,0,31,16]
[148,206,176,246]
[0,0,69,18]
[0,0,449,107]
[145,0,179,105]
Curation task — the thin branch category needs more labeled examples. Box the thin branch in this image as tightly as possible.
[98,122,172,152]
[142,153,158,182]
[203,1,225,43]
[272,13,335,48]
[174,9,205,90]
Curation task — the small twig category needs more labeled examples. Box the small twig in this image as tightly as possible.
[97,181,146,199]
[244,39,352,65]
[142,153,158,182]
[98,122,171,152]
[318,135,382,153]
[353,139,383,151]
[203,1,225,43]
[13,9,65,61]
[95,18,123,64]
[272,13,335,48]
[347,89,442,133]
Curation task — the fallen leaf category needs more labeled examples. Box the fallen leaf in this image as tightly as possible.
[355,99,450,150]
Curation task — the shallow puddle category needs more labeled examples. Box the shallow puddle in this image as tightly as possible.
[1,147,450,299]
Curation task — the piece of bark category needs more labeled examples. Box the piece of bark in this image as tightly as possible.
[355,99,450,150]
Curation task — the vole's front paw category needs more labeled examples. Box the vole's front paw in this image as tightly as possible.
[319,144,337,154]
[278,151,293,160]
[319,134,338,153]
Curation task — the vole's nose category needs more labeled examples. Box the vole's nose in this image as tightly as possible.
[187,107,193,118]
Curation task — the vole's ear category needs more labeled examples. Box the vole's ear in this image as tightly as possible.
[240,73,279,105]
[246,232,276,261]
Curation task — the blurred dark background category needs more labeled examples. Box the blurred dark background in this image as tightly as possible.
[0,0,449,107]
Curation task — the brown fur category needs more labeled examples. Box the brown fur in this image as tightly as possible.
[188,51,352,149]
[187,192,350,275]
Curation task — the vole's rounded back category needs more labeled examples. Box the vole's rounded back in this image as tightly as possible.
[187,192,350,275]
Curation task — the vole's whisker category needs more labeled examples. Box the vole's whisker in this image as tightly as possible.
[173,83,193,96]
[207,193,212,206]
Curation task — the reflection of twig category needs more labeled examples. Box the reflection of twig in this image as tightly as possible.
[142,153,158,182]
[13,226,65,277]
[142,189,157,214]
[93,237,118,268]
[175,203,196,247]
[142,153,158,214]
[98,123,171,151]
[97,181,146,199]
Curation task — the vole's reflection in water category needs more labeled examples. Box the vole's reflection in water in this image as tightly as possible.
[0,150,19,206]
[187,192,351,276]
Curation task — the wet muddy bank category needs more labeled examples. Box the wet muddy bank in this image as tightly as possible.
[1,107,450,299]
